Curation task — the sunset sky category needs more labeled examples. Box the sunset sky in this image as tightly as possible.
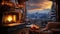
[26,0,53,13]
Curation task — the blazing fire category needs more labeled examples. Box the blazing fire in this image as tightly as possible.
[3,15,16,23]
[7,15,12,22]
[6,15,16,22]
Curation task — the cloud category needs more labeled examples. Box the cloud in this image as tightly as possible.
[26,0,53,10]
[27,9,51,14]
[27,0,49,4]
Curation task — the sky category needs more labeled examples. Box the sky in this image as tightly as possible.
[26,0,53,13]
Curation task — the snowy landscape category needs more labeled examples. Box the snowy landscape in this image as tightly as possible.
[26,9,52,27]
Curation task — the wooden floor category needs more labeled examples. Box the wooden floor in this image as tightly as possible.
[8,28,41,34]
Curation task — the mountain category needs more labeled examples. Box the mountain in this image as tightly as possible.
[26,9,51,21]
[27,9,51,14]
[27,12,49,21]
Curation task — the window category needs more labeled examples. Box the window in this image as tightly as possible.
[26,0,56,27]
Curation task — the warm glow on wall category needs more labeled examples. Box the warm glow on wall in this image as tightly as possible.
[1,1,14,7]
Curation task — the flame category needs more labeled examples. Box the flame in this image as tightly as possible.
[7,15,12,22]
[13,15,16,22]
[6,15,16,22]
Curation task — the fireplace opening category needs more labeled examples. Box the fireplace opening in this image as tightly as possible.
[2,11,23,26]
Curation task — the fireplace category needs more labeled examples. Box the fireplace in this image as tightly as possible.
[0,0,28,26]
[2,11,23,26]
